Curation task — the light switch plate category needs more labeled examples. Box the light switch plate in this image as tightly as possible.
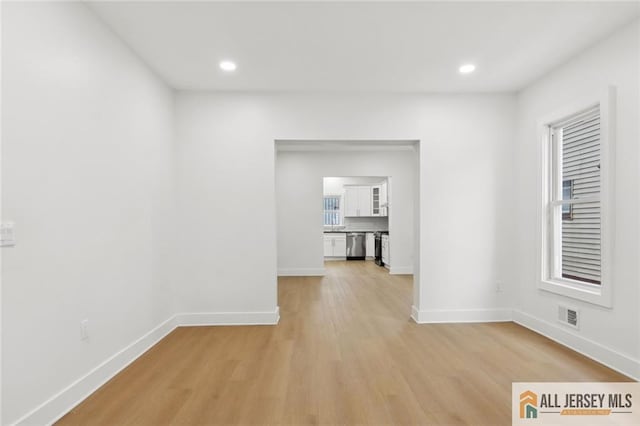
[0,222,16,247]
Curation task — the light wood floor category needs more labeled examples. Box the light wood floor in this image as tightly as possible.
[58,260,630,425]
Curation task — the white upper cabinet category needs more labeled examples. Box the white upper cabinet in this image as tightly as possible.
[344,186,359,217]
[371,185,381,216]
[357,186,371,216]
[371,182,388,217]
[344,186,372,217]
[380,181,388,216]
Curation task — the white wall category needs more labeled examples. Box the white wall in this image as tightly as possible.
[1,2,637,423]
[277,152,411,275]
[0,2,4,421]
[323,176,386,196]
[1,3,175,423]
[173,92,515,321]
[513,20,640,377]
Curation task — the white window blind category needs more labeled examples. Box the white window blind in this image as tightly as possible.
[324,196,341,226]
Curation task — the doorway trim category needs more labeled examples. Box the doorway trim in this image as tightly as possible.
[274,139,422,320]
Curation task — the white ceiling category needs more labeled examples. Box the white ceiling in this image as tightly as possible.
[88,1,640,92]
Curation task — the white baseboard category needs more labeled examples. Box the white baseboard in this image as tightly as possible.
[411,305,421,323]
[389,265,413,275]
[177,308,280,326]
[411,306,513,324]
[13,307,280,425]
[13,315,179,426]
[513,310,640,380]
[277,268,325,276]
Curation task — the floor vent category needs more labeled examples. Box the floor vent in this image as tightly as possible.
[558,305,579,329]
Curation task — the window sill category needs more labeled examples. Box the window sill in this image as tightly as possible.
[539,278,612,308]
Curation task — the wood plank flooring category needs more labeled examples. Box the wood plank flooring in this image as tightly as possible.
[58,260,631,425]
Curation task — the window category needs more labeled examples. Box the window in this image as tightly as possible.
[539,89,614,307]
[324,195,342,226]
[562,180,573,220]
[551,107,601,286]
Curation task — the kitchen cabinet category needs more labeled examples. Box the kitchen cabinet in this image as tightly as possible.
[323,236,334,257]
[371,185,380,216]
[380,181,388,216]
[381,234,389,266]
[324,233,346,257]
[372,182,388,216]
[371,185,382,216]
[344,186,372,217]
[366,232,375,257]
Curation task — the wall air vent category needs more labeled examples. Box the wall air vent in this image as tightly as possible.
[558,305,579,329]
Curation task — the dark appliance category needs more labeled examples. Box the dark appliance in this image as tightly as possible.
[374,231,386,266]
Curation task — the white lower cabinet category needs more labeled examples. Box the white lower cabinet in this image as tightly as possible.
[323,237,334,257]
[366,233,375,257]
[381,234,389,266]
[333,235,346,257]
[324,234,347,257]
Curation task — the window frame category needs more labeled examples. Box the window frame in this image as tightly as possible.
[536,87,615,308]
[323,194,343,226]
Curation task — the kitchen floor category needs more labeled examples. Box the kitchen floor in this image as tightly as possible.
[57,261,630,425]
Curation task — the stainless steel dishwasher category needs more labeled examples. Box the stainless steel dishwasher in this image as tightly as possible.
[346,232,366,260]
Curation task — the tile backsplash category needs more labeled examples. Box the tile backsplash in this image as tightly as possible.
[343,216,388,231]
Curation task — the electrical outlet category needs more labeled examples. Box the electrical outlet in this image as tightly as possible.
[496,280,503,293]
[80,319,89,341]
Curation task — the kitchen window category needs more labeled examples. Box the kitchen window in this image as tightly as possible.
[324,195,342,226]
[538,89,614,307]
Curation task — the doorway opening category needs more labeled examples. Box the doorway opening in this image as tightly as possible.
[274,139,420,320]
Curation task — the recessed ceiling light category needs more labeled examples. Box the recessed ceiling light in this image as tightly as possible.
[219,60,237,72]
[459,64,476,74]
